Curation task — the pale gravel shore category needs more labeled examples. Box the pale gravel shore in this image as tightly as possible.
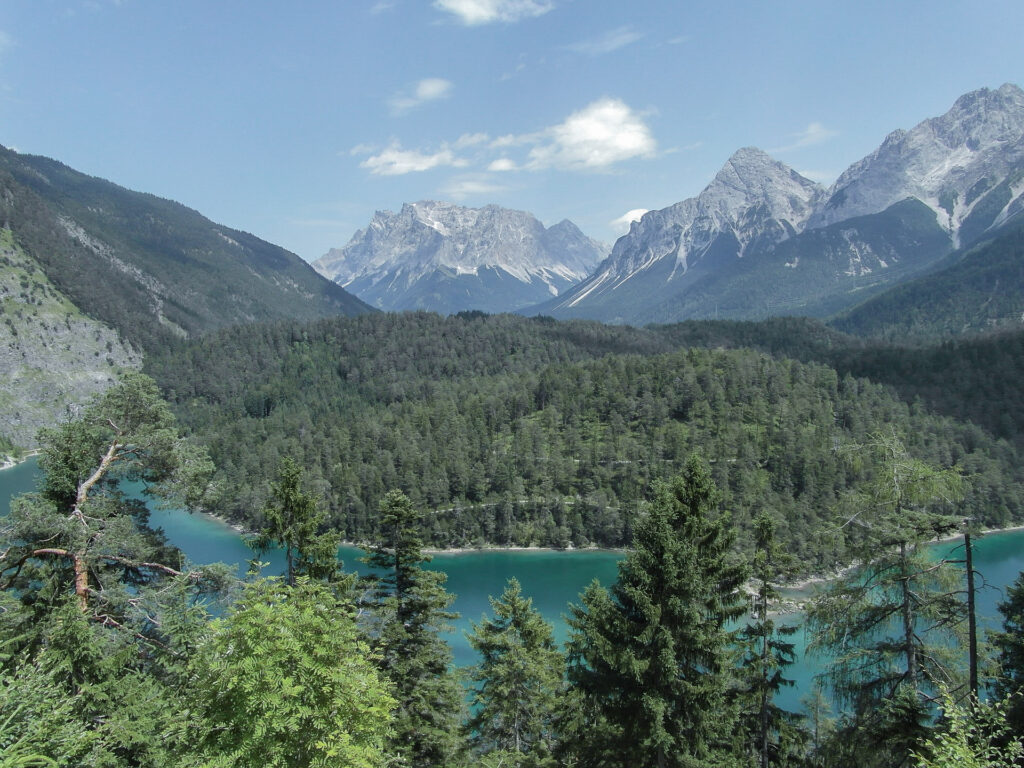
[0,451,39,471]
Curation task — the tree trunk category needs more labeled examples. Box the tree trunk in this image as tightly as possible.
[965,530,978,699]
[899,540,918,688]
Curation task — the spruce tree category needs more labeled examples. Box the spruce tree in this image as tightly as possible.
[250,457,343,585]
[564,453,747,768]
[466,578,563,767]
[361,489,466,768]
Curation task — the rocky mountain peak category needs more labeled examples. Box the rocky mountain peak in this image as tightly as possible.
[700,146,824,229]
[313,201,607,314]
[809,84,1024,235]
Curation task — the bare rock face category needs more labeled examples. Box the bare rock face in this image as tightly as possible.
[542,148,824,314]
[314,201,608,314]
[0,230,140,448]
[808,83,1024,241]
[534,85,1024,324]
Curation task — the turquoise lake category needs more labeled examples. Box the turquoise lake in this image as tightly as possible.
[4,456,1023,712]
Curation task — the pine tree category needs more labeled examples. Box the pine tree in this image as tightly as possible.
[564,453,747,768]
[737,512,805,768]
[0,372,232,766]
[466,578,563,767]
[361,489,466,768]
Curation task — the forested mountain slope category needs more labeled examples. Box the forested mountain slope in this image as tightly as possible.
[146,312,1022,568]
[832,213,1024,341]
[0,145,371,353]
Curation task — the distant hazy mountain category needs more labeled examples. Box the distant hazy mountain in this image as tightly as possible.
[0,145,371,353]
[528,84,1024,325]
[314,201,608,314]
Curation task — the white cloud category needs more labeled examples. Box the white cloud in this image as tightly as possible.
[770,122,839,153]
[354,98,655,180]
[526,98,656,170]
[360,142,468,175]
[389,78,453,115]
[610,208,649,234]
[434,0,553,25]
[369,1,395,13]
[488,157,518,172]
[440,174,510,199]
[566,26,643,56]
[454,132,490,148]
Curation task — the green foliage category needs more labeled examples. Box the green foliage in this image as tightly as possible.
[145,311,1022,571]
[736,512,805,767]
[250,457,343,585]
[0,652,94,768]
[0,372,233,767]
[808,434,968,768]
[467,578,564,767]
[564,455,748,767]
[911,689,1024,768]
[993,571,1024,733]
[361,490,466,768]
[184,578,394,768]
[1,372,223,617]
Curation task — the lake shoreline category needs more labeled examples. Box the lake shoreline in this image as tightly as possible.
[0,451,38,472]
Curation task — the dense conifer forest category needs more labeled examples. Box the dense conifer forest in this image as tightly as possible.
[145,312,1024,570]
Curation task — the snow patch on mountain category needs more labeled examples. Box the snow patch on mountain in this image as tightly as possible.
[809,83,1024,240]
[553,147,824,309]
[314,201,607,314]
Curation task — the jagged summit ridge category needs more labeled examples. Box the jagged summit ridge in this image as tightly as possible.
[809,83,1024,236]
[551,148,823,310]
[314,201,607,314]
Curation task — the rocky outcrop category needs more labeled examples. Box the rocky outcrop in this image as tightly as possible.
[0,229,140,447]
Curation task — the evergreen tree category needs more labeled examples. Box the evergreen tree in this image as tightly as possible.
[250,457,343,585]
[737,512,804,767]
[361,489,466,768]
[466,578,563,767]
[993,571,1024,735]
[0,372,232,766]
[808,432,966,767]
[564,453,748,768]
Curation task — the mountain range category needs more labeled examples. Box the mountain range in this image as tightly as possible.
[313,201,607,314]
[531,83,1024,324]
[3,82,1024,448]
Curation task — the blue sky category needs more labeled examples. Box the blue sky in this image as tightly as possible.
[2,0,1022,261]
